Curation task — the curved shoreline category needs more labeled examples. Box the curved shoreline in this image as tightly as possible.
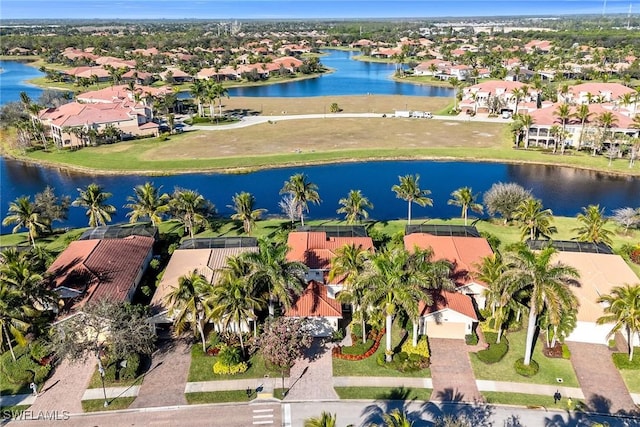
[2,151,638,179]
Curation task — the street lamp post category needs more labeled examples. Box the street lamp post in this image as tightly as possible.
[97,356,108,407]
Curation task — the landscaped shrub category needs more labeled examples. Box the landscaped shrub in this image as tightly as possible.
[119,353,141,380]
[630,247,640,264]
[401,337,430,359]
[333,329,385,361]
[465,331,479,346]
[612,352,640,370]
[514,358,539,377]
[218,345,242,366]
[212,360,248,375]
[33,364,52,384]
[341,339,374,356]
[561,344,571,360]
[476,332,509,364]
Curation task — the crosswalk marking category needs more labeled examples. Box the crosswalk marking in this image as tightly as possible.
[283,404,292,427]
[253,407,274,425]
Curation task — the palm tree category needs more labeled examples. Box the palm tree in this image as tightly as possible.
[447,187,483,226]
[229,192,266,235]
[1,258,49,308]
[336,190,374,224]
[573,104,592,150]
[280,173,321,227]
[476,254,514,344]
[2,196,48,247]
[554,103,571,155]
[511,87,525,115]
[448,77,460,111]
[573,204,614,246]
[391,174,433,225]
[501,245,579,366]
[244,237,307,317]
[0,282,32,361]
[328,243,371,343]
[379,409,413,427]
[597,284,640,361]
[596,111,618,156]
[210,258,264,357]
[518,113,534,149]
[165,270,212,352]
[170,188,213,239]
[124,182,170,226]
[304,412,337,427]
[362,247,453,361]
[72,183,116,228]
[513,198,556,241]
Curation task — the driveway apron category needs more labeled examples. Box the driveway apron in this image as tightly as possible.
[567,342,636,414]
[429,338,481,403]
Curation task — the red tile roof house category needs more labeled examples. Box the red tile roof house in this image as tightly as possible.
[459,80,542,114]
[404,232,494,340]
[45,236,155,318]
[558,82,637,108]
[285,230,375,337]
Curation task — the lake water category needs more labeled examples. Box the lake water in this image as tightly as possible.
[0,60,45,104]
[2,157,639,234]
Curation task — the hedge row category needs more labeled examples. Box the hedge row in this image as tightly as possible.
[476,332,509,364]
[333,329,385,361]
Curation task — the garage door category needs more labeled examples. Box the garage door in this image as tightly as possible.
[425,321,466,339]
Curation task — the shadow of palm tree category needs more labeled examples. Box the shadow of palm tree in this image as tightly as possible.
[361,386,433,427]
[422,391,493,427]
[544,410,640,427]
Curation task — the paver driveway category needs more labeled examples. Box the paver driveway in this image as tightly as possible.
[284,339,338,401]
[129,338,191,408]
[429,338,481,403]
[567,342,636,414]
[28,357,95,413]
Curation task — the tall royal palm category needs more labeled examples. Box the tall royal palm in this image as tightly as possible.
[513,198,556,241]
[595,111,618,156]
[245,237,307,317]
[210,258,264,357]
[280,173,321,227]
[229,192,266,235]
[124,182,170,226]
[573,204,614,246]
[392,174,433,225]
[502,245,579,365]
[336,189,374,224]
[573,104,592,150]
[190,80,206,117]
[0,282,33,361]
[165,270,212,352]
[328,243,371,343]
[170,188,213,239]
[3,196,48,247]
[447,187,483,226]
[597,284,640,361]
[304,412,337,427]
[72,183,116,228]
[554,103,571,154]
[363,247,453,361]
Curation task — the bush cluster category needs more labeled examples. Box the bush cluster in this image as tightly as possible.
[212,360,248,375]
[476,332,509,364]
[401,337,430,359]
[0,346,52,386]
[341,339,375,356]
[630,247,640,264]
[103,353,141,381]
[465,331,479,346]
[514,358,539,377]
[333,329,385,361]
[375,351,429,372]
[612,352,640,370]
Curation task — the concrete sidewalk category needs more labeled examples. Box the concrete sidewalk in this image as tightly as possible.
[185,378,291,394]
[82,386,140,400]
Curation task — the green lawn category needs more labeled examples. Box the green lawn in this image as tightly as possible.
[185,390,253,404]
[81,397,136,412]
[86,367,143,389]
[188,345,282,382]
[482,391,583,410]
[333,322,431,378]
[470,328,580,387]
[619,370,640,393]
[335,386,432,401]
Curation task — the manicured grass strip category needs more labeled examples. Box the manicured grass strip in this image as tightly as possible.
[81,397,135,412]
[482,391,582,410]
[86,367,143,389]
[619,369,640,393]
[612,350,640,370]
[335,386,432,401]
[470,328,580,387]
[188,345,281,382]
[185,390,253,404]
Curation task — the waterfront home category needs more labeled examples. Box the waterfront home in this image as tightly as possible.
[63,66,111,83]
[46,235,155,316]
[149,238,258,333]
[558,82,637,107]
[459,80,542,114]
[285,281,343,337]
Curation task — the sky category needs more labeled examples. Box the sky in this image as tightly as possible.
[1,0,636,20]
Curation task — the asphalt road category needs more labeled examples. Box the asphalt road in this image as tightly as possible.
[5,400,639,427]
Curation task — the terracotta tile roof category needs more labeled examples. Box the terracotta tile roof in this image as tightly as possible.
[285,281,342,318]
[552,252,640,323]
[419,290,478,320]
[569,83,635,100]
[404,233,493,288]
[286,231,374,270]
[467,80,525,94]
[40,101,133,128]
[46,236,154,307]
[529,102,636,128]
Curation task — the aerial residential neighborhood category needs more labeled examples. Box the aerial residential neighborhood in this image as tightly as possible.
[1,5,640,427]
